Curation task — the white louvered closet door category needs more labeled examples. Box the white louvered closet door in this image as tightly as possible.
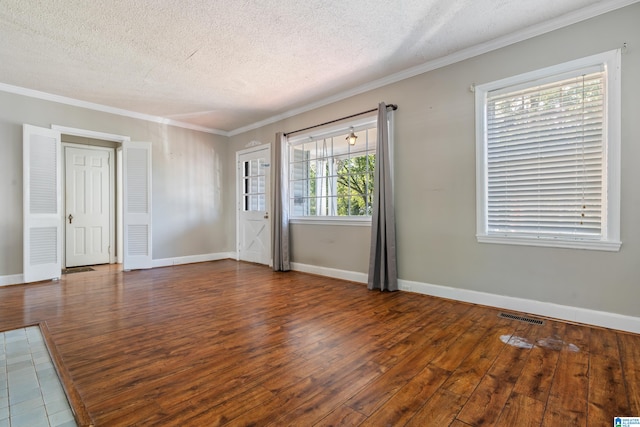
[23,125,62,283]
[122,141,152,270]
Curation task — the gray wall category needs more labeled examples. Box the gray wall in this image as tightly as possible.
[0,91,229,275]
[228,3,640,317]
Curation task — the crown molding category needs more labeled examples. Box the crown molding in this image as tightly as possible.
[229,0,638,137]
[0,82,229,136]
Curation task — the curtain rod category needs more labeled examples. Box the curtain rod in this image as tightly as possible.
[283,103,398,137]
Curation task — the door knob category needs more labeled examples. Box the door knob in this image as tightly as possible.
[264,213,269,219]
[68,214,73,224]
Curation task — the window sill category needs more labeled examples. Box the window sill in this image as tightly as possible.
[476,234,621,252]
[290,217,372,227]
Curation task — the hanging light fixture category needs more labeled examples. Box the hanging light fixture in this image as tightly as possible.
[346,127,358,146]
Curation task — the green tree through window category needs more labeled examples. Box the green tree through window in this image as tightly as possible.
[336,154,374,215]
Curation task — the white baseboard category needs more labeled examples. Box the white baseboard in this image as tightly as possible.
[398,278,640,335]
[288,263,640,334]
[0,274,24,287]
[1,253,236,285]
[290,262,368,284]
[152,252,235,268]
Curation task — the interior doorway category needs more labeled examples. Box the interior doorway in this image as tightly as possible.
[23,124,152,283]
[57,129,125,270]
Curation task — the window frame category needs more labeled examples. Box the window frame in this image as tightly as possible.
[288,116,378,225]
[475,49,621,251]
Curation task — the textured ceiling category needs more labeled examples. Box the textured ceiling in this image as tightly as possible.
[0,0,635,133]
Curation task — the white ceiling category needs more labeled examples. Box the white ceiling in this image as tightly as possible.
[0,0,635,134]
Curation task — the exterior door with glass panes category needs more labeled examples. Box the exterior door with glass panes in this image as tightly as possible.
[237,146,271,265]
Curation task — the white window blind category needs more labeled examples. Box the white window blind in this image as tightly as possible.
[486,71,604,239]
[475,50,621,251]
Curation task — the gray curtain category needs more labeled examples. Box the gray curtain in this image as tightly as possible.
[368,103,398,291]
[272,132,290,271]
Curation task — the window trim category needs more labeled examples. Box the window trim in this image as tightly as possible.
[288,116,378,224]
[475,49,621,251]
[289,216,372,227]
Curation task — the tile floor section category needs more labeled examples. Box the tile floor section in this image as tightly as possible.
[0,327,76,427]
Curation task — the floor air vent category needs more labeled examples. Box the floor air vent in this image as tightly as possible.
[62,266,95,274]
[498,312,544,325]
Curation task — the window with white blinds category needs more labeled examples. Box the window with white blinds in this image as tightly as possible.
[475,50,621,251]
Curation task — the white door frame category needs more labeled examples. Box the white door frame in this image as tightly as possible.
[62,143,116,267]
[54,126,128,267]
[22,124,152,283]
[235,144,271,265]
[52,125,154,271]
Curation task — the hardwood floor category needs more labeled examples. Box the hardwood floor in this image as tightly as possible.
[0,259,638,426]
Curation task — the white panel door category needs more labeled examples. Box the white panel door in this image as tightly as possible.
[237,146,271,265]
[122,141,152,270]
[23,124,62,283]
[65,146,112,267]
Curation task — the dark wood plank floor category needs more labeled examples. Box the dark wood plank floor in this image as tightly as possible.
[0,260,638,426]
